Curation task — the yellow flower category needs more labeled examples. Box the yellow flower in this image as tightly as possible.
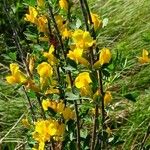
[99,48,111,65]
[49,101,57,111]
[80,85,93,97]
[57,101,65,113]
[72,29,95,49]
[33,119,65,141]
[38,142,45,150]
[67,47,90,66]
[90,13,102,30]
[32,148,38,150]
[62,107,75,120]
[6,63,27,84]
[138,49,150,64]
[37,0,45,7]
[55,15,71,39]
[21,118,30,128]
[43,45,58,66]
[42,99,57,111]
[24,6,38,24]
[37,62,53,77]
[75,72,92,89]
[56,123,65,137]
[104,91,112,106]
[67,48,83,64]
[45,88,59,95]
[55,15,67,30]
[33,120,51,143]
[37,16,48,33]
[62,28,72,39]
[59,0,68,11]
[47,120,58,136]
[94,48,111,68]
[42,99,51,111]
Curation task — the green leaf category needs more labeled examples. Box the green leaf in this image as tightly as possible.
[23,0,36,6]
[124,93,138,102]
[76,19,82,29]
[8,52,17,61]
[66,92,79,101]
[24,32,37,41]
[27,91,36,98]
[67,58,77,69]
[69,141,76,150]
[102,69,110,77]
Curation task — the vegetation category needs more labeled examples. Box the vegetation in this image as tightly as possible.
[0,0,150,149]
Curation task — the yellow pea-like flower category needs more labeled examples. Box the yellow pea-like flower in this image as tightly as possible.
[94,48,111,68]
[99,48,111,66]
[57,101,65,113]
[62,107,75,120]
[67,48,83,64]
[67,47,90,67]
[62,28,72,39]
[104,91,112,106]
[72,29,95,49]
[45,88,59,95]
[55,15,67,31]
[43,45,58,66]
[59,0,68,11]
[42,99,51,111]
[37,62,53,77]
[37,16,48,33]
[24,6,38,24]
[75,72,92,89]
[6,63,27,84]
[91,13,102,30]
[56,123,65,136]
[138,49,150,64]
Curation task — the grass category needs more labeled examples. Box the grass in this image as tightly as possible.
[0,0,150,149]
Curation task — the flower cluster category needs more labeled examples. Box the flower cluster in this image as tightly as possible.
[32,119,65,150]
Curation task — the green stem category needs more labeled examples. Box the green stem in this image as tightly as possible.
[23,86,37,122]
[47,2,66,59]
[98,70,105,149]
[36,93,46,119]
[79,0,89,31]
